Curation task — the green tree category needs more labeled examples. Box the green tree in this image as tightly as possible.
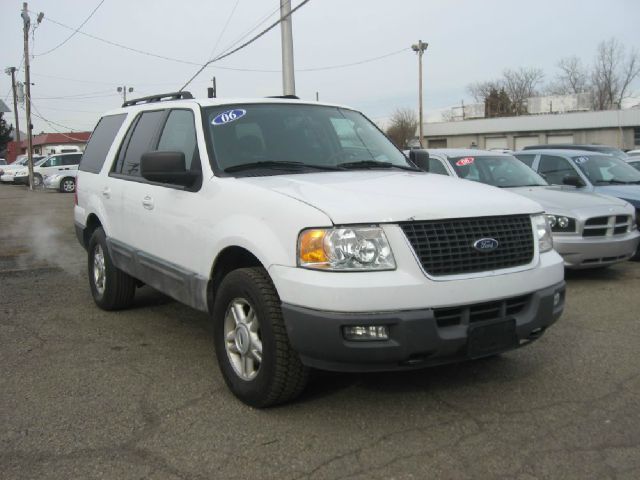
[0,112,14,153]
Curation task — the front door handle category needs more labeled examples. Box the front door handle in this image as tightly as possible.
[142,196,154,210]
[102,187,111,199]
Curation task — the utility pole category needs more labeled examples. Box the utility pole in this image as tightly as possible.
[411,40,428,148]
[4,67,21,144]
[117,86,134,103]
[22,3,35,190]
[280,0,296,96]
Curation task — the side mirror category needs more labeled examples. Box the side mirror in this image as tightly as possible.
[409,150,430,172]
[140,151,198,187]
[562,174,585,188]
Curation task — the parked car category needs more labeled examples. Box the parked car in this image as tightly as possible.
[0,159,7,166]
[14,152,83,187]
[421,149,639,269]
[627,158,640,171]
[522,144,628,160]
[43,169,78,193]
[625,149,640,157]
[74,92,565,407]
[0,156,44,184]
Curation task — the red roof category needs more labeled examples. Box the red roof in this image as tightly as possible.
[29,132,92,146]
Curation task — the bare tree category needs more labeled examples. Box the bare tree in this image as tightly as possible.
[591,38,640,109]
[467,80,502,103]
[385,108,418,149]
[502,67,545,114]
[548,56,590,95]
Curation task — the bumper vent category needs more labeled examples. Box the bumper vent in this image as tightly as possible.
[434,295,530,328]
[400,215,534,276]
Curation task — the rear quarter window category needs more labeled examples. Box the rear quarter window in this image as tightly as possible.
[79,114,127,174]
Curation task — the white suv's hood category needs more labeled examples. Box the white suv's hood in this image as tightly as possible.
[240,171,542,224]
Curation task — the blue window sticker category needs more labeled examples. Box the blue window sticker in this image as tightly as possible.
[212,109,246,126]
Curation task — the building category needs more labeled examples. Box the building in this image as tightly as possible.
[4,131,91,163]
[421,109,640,150]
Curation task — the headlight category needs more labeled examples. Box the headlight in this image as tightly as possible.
[532,214,553,253]
[298,227,396,271]
[546,214,576,233]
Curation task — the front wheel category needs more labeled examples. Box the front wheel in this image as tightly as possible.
[31,173,43,187]
[88,227,136,310]
[213,267,309,407]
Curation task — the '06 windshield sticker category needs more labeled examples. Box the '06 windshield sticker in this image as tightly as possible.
[456,157,475,166]
[574,156,589,164]
[212,109,246,126]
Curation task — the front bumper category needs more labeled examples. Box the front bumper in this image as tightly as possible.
[43,176,61,189]
[13,175,28,185]
[554,231,640,268]
[282,281,565,372]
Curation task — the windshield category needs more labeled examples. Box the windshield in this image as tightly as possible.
[448,155,548,187]
[203,104,412,174]
[572,154,640,184]
[34,157,49,167]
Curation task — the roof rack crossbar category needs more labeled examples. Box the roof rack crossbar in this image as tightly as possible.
[266,95,300,100]
[122,91,194,107]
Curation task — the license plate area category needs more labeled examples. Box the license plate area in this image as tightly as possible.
[467,318,517,359]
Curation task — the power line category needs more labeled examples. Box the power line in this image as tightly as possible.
[35,0,106,56]
[207,0,241,60]
[215,4,282,58]
[33,89,115,100]
[179,0,313,91]
[21,96,92,140]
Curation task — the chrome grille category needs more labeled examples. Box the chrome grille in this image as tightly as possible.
[583,215,631,237]
[400,215,534,276]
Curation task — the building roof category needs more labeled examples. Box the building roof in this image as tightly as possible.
[423,109,640,137]
[27,132,91,147]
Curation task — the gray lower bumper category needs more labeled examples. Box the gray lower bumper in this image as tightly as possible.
[281,282,565,372]
[554,232,640,268]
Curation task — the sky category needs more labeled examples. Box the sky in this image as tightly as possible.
[1,0,639,135]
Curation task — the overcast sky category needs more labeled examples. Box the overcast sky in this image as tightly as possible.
[1,0,639,134]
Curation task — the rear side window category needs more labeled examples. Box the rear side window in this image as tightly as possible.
[538,155,576,185]
[79,114,127,174]
[63,154,82,165]
[515,154,535,167]
[116,110,165,177]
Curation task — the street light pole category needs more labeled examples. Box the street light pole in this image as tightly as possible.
[117,86,134,103]
[280,0,296,96]
[5,67,21,144]
[411,40,428,148]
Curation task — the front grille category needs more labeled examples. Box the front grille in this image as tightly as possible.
[400,215,534,276]
[434,295,530,328]
[583,215,631,237]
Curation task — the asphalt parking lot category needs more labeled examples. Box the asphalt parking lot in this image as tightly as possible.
[1,185,639,480]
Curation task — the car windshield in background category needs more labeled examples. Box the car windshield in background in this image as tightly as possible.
[34,157,49,167]
[203,104,414,175]
[447,155,548,188]
[572,154,640,185]
[628,160,640,172]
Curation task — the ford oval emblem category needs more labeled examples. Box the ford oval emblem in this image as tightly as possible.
[473,238,499,252]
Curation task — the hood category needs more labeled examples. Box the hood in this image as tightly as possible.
[509,186,630,214]
[239,171,542,224]
[593,185,640,207]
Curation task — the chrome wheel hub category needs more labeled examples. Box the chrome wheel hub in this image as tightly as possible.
[224,298,262,381]
[93,244,106,295]
[63,180,74,192]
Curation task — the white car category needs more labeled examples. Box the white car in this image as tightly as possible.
[74,92,565,407]
[14,152,83,187]
[0,156,44,183]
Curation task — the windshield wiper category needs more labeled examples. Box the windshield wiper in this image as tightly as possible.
[594,179,639,185]
[337,160,420,171]
[224,161,343,173]
[497,184,544,188]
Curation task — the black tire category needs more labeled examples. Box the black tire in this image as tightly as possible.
[213,267,309,407]
[59,177,76,193]
[88,227,136,310]
[31,173,43,188]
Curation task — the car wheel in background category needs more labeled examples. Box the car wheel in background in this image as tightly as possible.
[88,227,136,310]
[31,173,43,187]
[213,267,309,407]
[60,177,76,193]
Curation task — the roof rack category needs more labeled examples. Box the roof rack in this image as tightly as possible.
[122,91,194,107]
[266,95,300,100]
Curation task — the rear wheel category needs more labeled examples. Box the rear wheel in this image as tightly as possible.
[213,267,309,407]
[88,227,136,310]
[31,173,43,187]
[59,177,76,193]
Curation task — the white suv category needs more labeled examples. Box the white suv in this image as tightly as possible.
[74,92,565,406]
